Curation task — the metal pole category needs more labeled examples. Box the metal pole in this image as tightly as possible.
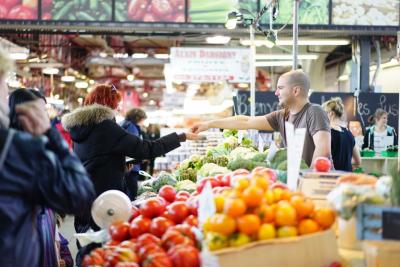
[250,24,256,117]
[292,0,300,70]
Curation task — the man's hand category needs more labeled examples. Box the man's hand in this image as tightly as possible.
[190,122,210,134]
[15,99,50,136]
[185,132,206,141]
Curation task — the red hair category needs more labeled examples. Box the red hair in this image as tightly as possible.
[84,84,121,109]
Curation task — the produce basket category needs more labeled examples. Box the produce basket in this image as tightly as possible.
[381,151,398,157]
[211,230,340,267]
[361,150,376,157]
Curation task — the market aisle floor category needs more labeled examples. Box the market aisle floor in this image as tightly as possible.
[59,215,78,265]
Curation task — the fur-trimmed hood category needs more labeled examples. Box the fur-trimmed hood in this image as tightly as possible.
[61,104,115,143]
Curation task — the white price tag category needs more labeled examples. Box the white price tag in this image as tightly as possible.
[285,122,306,191]
[267,141,278,162]
[237,130,244,144]
[258,134,264,153]
[198,182,216,228]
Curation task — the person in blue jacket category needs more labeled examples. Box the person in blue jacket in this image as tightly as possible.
[0,47,96,267]
[120,108,147,200]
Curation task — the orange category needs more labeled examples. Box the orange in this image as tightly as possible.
[298,219,320,235]
[272,188,284,202]
[208,214,236,236]
[224,198,247,218]
[237,214,261,235]
[281,190,293,201]
[313,208,336,229]
[233,177,250,191]
[242,185,264,208]
[275,204,297,226]
[214,195,225,213]
[250,176,270,191]
[258,223,276,240]
[290,195,315,219]
[256,204,276,223]
[277,226,298,238]
[263,190,275,205]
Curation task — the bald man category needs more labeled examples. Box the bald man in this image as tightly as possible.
[190,70,331,167]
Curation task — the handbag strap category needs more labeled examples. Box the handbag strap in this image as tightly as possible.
[0,129,15,170]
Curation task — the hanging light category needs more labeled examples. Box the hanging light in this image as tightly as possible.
[75,81,89,89]
[43,67,59,75]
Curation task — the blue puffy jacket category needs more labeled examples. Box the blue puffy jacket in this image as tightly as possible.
[0,128,95,267]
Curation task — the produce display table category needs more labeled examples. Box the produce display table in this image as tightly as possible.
[360,157,398,175]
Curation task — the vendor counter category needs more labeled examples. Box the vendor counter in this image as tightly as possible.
[360,157,398,175]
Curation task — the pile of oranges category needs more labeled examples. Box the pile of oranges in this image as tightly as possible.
[203,168,336,251]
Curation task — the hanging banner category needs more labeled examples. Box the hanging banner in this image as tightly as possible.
[170,47,251,83]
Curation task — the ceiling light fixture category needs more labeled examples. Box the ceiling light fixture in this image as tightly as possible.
[61,75,76,82]
[127,74,135,81]
[99,52,107,58]
[10,52,29,60]
[132,53,148,59]
[206,36,231,44]
[154,54,170,59]
[42,67,59,75]
[256,54,319,60]
[75,81,89,89]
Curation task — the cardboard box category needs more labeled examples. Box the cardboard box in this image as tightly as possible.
[212,230,340,267]
[363,240,400,267]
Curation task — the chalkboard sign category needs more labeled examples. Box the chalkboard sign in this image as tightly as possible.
[382,210,400,240]
[233,91,399,131]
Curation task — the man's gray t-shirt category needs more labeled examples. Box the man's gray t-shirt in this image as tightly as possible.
[265,103,330,166]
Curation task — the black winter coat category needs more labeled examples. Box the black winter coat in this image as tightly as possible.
[62,104,182,232]
[0,128,95,267]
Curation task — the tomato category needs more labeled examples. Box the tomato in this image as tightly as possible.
[275,204,297,226]
[242,185,264,208]
[277,226,298,237]
[252,168,278,183]
[158,185,176,202]
[205,232,228,251]
[104,239,120,247]
[197,177,220,193]
[149,0,173,18]
[175,195,188,202]
[109,221,131,242]
[270,182,288,190]
[184,215,198,227]
[166,201,190,224]
[176,191,190,198]
[329,261,342,267]
[116,262,140,267]
[168,244,200,267]
[106,247,139,266]
[207,214,236,236]
[232,169,250,176]
[212,186,229,195]
[220,173,232,187]
[129,216,151,238]
[140,198,166,218]
[138,243,164,262]
[228,233,251,247]
[169,0,184,8]
[7,5,36,19]
[137,233,162,247]
[224,198,247,218]
[169,224,196,240]
[142,251,173,267]
[129,206,141,222]
[237,214,261,235]
[187,197,198,216]
[314,157,331,172]
[1,0,19,10]
[128,0,149,21]
[258,223,276,240]
[298,219,320,235]
[150,217,175,238]
[0,5,9,18]
[161,229,195,251]
[119,240,137,251]
[214,174,225,184]
[82,255,94,267]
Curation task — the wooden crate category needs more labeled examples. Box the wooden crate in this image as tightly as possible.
[356,204,400,241]
[363,240,400,267]
[211,230,340,267]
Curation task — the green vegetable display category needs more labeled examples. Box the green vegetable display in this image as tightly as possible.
[189,0,257,23]
[260,0,329,25]
[227,157,268,171]
[51,0,112,21]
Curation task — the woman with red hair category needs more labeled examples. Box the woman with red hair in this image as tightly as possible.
[62,84,200,263]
